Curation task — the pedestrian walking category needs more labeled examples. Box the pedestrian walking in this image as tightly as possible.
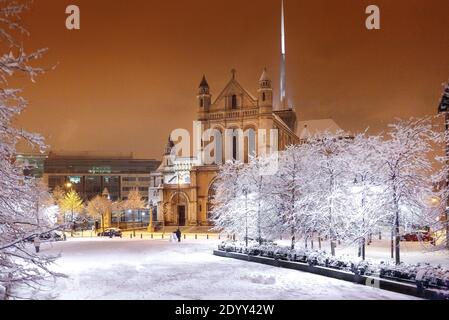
[34,236,41,253]
[176,228,182,243]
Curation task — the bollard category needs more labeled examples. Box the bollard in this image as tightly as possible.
[141,234,143,239]
[162,234,164,239]
[151,234,153,239]
[218,234,221,240]
[195,234,197,240]
[207,234,209,240]
[130,234,132,239]
[184,234,186,240]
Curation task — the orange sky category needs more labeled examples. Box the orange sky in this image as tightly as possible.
[13,0,449,159]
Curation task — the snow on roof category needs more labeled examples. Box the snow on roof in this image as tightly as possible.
[297,119,343,140]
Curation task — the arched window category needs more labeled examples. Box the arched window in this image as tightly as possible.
[214,129,223,165]
[262,92,266,102]
[247,128,256,158]
[231,95,237,109]
[200,99,204,108]
[232,134,237,160]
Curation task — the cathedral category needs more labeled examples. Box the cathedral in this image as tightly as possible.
[149,68,299,228]
[148,1,341,229]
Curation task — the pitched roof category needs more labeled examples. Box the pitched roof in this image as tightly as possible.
[213,73,257,105]
[199,75,209,88]
[259,68,270,82]
[297,119,343,140]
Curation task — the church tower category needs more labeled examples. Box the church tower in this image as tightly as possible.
[258,68,273,113]
[274,0,297,132]
[280,0,286,110]
[197,75,211,120]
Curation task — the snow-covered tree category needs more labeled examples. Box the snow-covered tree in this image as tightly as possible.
[344,133,388,260]
[270,145,316,249]
[380,117,443,264]
[306,132,353,256]
[122,189,145,211]
[87,195,112,231]
[245,155,281,244]
[211,162,243,237]
[0,0,61,299]
[59,190,84,231]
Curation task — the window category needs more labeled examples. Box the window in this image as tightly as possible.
[232,135,237,161]
[231,95,237,109]
[262,92,266,101]
[200,99,204,108]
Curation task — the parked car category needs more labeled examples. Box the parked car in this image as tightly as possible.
[24,231,66,242]
[98,228,122,238]
[401,230,435,244]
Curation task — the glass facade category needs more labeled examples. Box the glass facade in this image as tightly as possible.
[44,156,160,201]
[111,209,157,226]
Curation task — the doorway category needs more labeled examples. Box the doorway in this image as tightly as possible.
[178,205,186,226]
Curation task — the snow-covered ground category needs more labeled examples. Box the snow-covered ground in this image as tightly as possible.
[28,238,425,300]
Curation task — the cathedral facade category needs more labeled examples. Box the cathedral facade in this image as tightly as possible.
[148,0,304,228]
[149,69,299,228]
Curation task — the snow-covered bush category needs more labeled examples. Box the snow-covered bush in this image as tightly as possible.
[380,263,449,290]
[218,241,449,291]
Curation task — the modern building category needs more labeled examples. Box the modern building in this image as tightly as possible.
[43,152,160,202]
[15,153,47,178]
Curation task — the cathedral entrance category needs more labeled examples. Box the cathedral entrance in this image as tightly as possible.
[168,191,190,226]
[178,206,186,226]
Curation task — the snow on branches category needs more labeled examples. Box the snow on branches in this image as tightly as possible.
[0,1,60,300]
[211,117,448,264]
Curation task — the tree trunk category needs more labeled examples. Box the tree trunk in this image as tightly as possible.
[331,240,336,256]
[361,237,366,261]
[390,228,394,259]
[291,227,295,250]
[446,211,449,249]
[71,208,74,237]
[318,235,322,250]
[395,211,401,265]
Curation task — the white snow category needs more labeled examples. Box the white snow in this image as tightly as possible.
[297,119,342,139]
[31,238,421,300]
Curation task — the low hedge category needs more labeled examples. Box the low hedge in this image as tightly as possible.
[218,240,449,291]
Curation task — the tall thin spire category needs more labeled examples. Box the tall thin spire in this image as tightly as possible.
[280,0,286,110]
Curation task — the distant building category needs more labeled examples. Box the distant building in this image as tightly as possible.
[42,152,160,202]
[15,153,47,178]
[297,119,344,141]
